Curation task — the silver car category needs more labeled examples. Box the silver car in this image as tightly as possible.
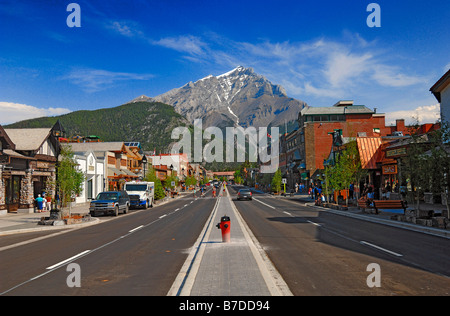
[237,189,252,200]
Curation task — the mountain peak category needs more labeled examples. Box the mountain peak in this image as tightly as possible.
[217,65,249,78]
[152,67,307,129]
[129,95,153,103]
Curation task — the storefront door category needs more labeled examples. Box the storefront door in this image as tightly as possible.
[5,175,21,212]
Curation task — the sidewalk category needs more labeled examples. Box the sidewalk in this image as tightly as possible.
[0,203,94,236]
[168,187,292,296]
[0,190,198,236]
[272,193,450,239]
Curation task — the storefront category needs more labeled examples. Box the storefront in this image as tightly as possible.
[3,126,60,213]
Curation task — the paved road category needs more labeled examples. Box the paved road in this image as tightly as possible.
[2,185,449,296]
[230,185,450,295]
[0,191,215,296]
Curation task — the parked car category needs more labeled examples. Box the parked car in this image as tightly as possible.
[237,189,252,201]
[89,191,130,216]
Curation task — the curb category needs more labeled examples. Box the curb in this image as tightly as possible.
[0,217,100,237]
[309,204,450,240]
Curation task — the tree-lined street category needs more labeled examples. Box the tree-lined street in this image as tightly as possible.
[1,185,449,296]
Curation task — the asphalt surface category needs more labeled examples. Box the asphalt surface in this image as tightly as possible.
[0,191,215,295]
[229,186,450,295]
[1,185,449,296]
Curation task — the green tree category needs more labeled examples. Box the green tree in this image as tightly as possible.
[271,169,282,193]
[325,140,365,205]
[164,174,179,189]
[233,170,242,184]
[57,146,85,215]
[185,175,197,187]
[143,168,166,200]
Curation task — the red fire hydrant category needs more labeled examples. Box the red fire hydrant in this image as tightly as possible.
[216,215,231,243]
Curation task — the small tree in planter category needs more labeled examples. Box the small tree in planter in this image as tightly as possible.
[57,146,85,219]
[271,169,282,194]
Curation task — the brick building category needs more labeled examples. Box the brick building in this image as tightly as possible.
[297,100,410,182]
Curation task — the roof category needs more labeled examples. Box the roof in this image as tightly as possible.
[300,105,374,116]
[357,137,382,169]
[0,125,15,150]
[430,69,450,102]
[64,142,125,153]
[2,149,36,160]
[213,171,235,176]
[4,128,52,151]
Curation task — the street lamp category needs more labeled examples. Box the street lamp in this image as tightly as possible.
[142,155,147,179]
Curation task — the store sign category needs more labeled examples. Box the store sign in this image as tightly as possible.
[382,165,397,175]
[36,161,50,169]
[386,147,406,157]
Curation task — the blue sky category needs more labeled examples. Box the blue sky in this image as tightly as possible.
[0,0,449,125]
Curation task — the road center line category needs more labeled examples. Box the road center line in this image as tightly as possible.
[129,225,143,233]
[360,241,403,257]
[307,220,321,227]
[159,214,167,219]
[253,197,275,209]
[46,250,91,270]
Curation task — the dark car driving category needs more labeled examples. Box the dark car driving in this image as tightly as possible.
[89,191,130,216]
[237,189,252,200]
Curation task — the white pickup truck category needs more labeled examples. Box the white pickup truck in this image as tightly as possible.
[124,181,154,209]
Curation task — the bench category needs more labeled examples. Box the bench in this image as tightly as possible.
[357,198,374,212]
[372,200,407,214]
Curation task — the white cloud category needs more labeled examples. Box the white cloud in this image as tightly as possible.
[153,35,207,56]
[63,68,154,93]
[325,52,373,88]
[384,104,440,126]
[108,25,431,111]
[372,65,425,87]
[0,102,71,125]
[106,20,144,38]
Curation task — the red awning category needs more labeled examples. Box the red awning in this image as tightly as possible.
[357,137,382,169]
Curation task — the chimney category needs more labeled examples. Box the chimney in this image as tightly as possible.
[396,119,405,131]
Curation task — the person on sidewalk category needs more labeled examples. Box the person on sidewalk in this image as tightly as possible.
[35,194,44,213]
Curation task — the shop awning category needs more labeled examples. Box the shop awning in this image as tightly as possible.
[357,137,382,169]
[108,167,126,176]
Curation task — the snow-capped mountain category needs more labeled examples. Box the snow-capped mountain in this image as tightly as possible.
[151,66,307,129]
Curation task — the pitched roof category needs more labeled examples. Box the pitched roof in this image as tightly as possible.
[430,69,450,102]
[0,125,15,150]
[357,137,382,169]
[300,105,375,116]
[65,142,125,153]
[3,128,52,151]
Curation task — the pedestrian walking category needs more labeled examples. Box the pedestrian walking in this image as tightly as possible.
[35,194,44,213]
[46,195,52,210]
[349,183,354,200]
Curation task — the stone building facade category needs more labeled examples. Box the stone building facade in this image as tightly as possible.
[1,123,61,214]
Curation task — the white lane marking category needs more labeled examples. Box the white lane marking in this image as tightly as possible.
[159,214,167,219]
[46,250,91,270]
[307,220,321,227]
[253,197,275,209]
[129,225,143,233]
[174,208,180,212]
[283,211,292,216]
[360,241,403,257]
